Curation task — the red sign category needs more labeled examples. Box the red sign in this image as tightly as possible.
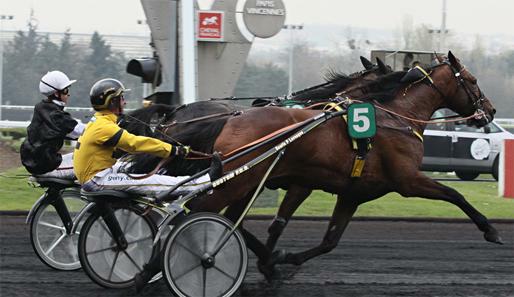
[501,139,514,198]
[197,11,224,41]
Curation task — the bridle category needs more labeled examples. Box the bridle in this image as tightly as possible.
[425,62,488,120]
[326,61,491,134]
[446,63,487,114]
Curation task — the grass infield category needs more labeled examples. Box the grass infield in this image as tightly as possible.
[1,167,513,219]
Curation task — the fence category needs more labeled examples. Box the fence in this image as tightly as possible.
[0,105,135,128]
[1,105,514,130]
[495,118,514,133]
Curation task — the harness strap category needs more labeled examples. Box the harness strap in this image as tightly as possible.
[323,101,370,178]
[414,65,434,84]
[302,102,331,110]
[412,129,424,142]
[222,121,306,158]
[377,124,424,143]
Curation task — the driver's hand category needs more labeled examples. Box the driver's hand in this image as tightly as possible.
[172,145,191,157]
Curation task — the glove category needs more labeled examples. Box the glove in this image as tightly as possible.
[171,145,191,157]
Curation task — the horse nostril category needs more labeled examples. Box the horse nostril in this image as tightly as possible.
[493,108,496,115]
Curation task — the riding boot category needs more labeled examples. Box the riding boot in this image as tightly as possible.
[134,253,161,293]
[208,152,223,181]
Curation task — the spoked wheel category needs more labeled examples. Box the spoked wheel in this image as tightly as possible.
[78,205,158,289]
[30,193,87,270]
[162,213,248,297]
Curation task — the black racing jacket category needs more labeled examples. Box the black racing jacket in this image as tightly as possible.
[20,99,78,174]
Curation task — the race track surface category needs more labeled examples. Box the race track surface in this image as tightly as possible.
[1,216,513,297]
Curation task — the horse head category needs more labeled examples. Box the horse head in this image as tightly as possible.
[399,51,495,128]
[442,51,495,127]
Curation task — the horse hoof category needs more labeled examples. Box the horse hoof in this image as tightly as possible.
[257,261,275,282]
[256,250,288,282]
[484,229,504,245]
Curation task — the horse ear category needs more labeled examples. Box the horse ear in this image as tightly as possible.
[400,67,425,83]
[448,51,459,67]
[376,57,390,74]
[360,56,374,70]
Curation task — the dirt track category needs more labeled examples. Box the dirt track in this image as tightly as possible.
[1,215,513,297]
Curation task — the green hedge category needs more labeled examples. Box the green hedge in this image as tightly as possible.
[0,128,26,140]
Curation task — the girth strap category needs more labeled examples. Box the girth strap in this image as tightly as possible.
[324,101,371,178]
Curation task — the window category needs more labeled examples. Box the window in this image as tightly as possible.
[454,121,502,133]
[426,109,448,131]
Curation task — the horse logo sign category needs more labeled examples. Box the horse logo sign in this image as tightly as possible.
[347,103,376,139]
[198,11,224,41]
[202,16,218,26]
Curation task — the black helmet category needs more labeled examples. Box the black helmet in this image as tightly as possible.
[89,78,129,111]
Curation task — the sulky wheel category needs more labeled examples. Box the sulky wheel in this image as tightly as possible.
[162,212,248,297]
[78,205,158,289]
[30,192,87,270]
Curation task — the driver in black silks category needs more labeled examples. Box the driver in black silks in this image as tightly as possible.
[20,70,85,179]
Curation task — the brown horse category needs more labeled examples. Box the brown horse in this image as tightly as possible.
[163,51,500,276]
[125,57,392,256]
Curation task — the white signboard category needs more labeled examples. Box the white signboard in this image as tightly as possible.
[243,0,286,38]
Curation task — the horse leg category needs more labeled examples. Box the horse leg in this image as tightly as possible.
[224,195,276,280]
[266,185,312,251]
[280,195,358,266]
[397,173,503,244]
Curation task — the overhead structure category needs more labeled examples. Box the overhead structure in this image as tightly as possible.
[129,0,286,105]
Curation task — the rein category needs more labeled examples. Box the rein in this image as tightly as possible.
[125,157,171,180]
[371,100,484,125]
[124,149,214,180]
[209,96,280,101]
[123,113,216,158]
[160,110,243,128]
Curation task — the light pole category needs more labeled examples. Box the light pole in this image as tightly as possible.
[0,14,14,121]
[136,19,152,99]
[439,0,447,51]
[283,24,303,95]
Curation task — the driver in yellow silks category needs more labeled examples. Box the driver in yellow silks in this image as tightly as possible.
[73,78,222,197]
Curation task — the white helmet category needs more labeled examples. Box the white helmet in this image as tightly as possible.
[39,71,77,96]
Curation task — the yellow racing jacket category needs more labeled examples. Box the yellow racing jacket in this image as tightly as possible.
[73,111,172,184]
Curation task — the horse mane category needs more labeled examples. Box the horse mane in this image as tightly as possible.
[128,101,243,176]
[351,70,409,103]
[289,70,353,101]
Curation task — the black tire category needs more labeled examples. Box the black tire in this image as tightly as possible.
[492,157,499,181]
[30,193,87,271]
[162,213,248,297]
[455,171,479,181]
[78,204,158,289]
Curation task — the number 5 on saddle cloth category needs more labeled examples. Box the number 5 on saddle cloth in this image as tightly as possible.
[327,101,377,178]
